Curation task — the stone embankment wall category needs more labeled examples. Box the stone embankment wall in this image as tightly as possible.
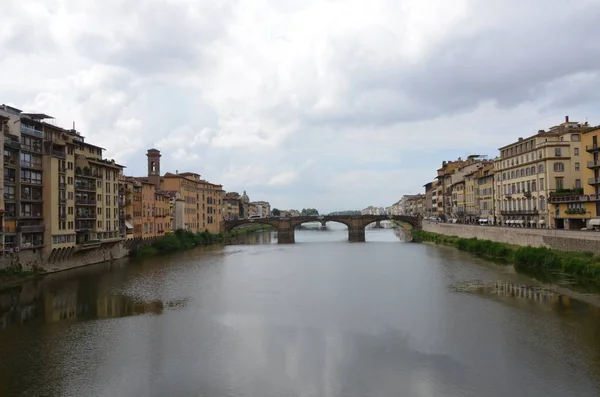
[423,222,600,254]
[0,238,157,273]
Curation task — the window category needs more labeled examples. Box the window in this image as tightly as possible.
[571,134,580,141]
[21,170,42,184]
[554,162,564,172]
[540,178,545,190]
[4,185,15,200]
[4,168,15,182]
[575,162,580,171]
[574,148,580,156]
[538,164,544,173]
[575,179,582,189]
[555,177,564,190]
[555,148,562,156]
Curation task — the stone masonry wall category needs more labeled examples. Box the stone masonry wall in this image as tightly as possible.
[0,242,130,272]
[423,222,600,254]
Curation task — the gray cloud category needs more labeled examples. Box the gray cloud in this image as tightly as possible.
[2,0,600,212]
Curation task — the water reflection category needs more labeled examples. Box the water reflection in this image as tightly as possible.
[0,262,185,331]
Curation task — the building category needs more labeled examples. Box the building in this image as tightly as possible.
[474,163,495,224]
[249,201,270,218]
[0,104,125,260]
[139,149,224,233]
[139,180,172,238]
[495,116,583,228]
[240,191,250,218]
[223,192,243,220]
[548,123,600,229]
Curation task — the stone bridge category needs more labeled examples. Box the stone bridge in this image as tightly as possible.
[223,215,421,243]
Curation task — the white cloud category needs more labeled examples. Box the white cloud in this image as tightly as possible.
[268,172,298,186]
[2,0,600,212]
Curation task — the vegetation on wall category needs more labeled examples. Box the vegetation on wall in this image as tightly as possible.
[131,229,224,258]
[412,230,600,284]
[228,224,275,236]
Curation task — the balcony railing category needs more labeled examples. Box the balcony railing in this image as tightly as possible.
[500,209,539,215]
[20,195,43,202]
[58,183,67,190]
[587,160,600,169]
[4,140,20,150]
[18,224,45,233]
[75,198,96,206]
[586,144,600,153]
[59,197,67,204]
[3,156,16,165]
[58,166,67,174]
[20,125,43,138]
[75,213,96,220]
[52,150,66,159]
[549,194,600,203]
[75,183,96,192]
[19,213,43,219]
[564,208,587,215]
[588,178,600,185]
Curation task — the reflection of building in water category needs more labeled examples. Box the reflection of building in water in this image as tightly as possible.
[44,283,81,322]
[96,296,164,318]
[455,280,571,306]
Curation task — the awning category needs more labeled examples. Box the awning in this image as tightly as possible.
[589,219,600,226]
[125,221,134,229]
[538,220,546,224]
[516,220,524,224]
[506,220,513,224]
[478,219,488,222]
[529,220,535,224]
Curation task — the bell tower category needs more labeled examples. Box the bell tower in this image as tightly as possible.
[147,148,161,187]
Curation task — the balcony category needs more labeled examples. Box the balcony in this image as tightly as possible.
[3,156,16,166]
[75,198,96,206]
[75,213,96,220]
[564,208,587,215]
[20,178,42,186]
[587,160,600,169]
[21,144,42,154]
[18,224,45,233]
[75,168,101,179]
[52,150,66,159]
[59,197,67,204]
[4,140,20,150]
[523,191,532,198]
[20,195,43,202]
[500,209,539,215]
[19,213,43,219]
[58,166,67,174]
[58,183,67,190]
[20,125,43,138]
[505,193,513,199]
[59,213,67,221]
[20,161,43,170]
[586,144,600,153]
[588,178,600,185]
[75,183,96,192]
[548,194,599,203]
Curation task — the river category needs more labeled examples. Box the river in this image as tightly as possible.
[1,223,600,397]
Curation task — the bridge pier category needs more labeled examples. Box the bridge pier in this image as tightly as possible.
[277,218,295,244]
[373,220,383,228]
[348,227,366,242]
[320,220,327,228]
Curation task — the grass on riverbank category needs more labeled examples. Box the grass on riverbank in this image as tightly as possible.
[412,230,600,284]
[131,229,224,258]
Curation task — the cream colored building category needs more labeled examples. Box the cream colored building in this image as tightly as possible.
[475,163,495,223]
[495,116,584,228]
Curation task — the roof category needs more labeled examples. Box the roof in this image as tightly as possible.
[21,113,54,120]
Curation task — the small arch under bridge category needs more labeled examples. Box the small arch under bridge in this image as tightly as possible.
[223,215,421,244]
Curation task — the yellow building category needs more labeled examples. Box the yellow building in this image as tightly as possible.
[143,149,224,233]
[474,163,495,224]
[548,124,600,229]
[496,116,584,228]
[0,104,125,261]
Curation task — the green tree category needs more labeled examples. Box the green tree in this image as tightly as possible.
[272,208,281,216]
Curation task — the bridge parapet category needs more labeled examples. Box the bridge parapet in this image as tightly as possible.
[223,214,420,244]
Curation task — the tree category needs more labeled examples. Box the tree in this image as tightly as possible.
[272,208,281,216]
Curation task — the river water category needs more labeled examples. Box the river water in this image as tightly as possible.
[1,223,600,397]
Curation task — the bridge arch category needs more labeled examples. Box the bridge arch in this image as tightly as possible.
[223,219,279,233]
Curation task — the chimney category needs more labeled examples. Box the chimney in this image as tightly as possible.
[565,115,569,123]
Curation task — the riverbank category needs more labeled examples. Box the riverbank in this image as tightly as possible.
[131,229,224,258]
[413,230,600,288]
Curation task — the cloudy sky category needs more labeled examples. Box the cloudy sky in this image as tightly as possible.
[2,0,600,213]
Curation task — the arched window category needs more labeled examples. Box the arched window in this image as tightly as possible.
[531,166,535,174]
[538,164,544,173]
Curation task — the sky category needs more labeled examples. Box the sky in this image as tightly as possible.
[2,0,600,213]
